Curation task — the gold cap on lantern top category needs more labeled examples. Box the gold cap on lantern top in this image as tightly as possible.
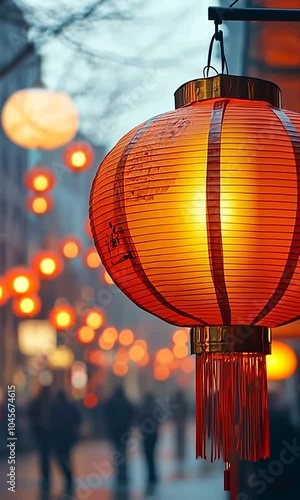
[174,74,282,109]
[190,325,271,355]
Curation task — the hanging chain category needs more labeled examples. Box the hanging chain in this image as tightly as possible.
[203,23,229,78]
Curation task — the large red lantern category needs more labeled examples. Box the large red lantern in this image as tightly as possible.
[31,251,64,280]
[90,74,300,478]
[5,266,40,297]
[63,141,94,172]
[24,165,56,193]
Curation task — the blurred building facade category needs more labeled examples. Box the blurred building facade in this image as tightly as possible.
[0,0,40,386]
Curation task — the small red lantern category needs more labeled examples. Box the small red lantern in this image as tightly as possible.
[24,165,56,193]
[61,236,81,259]
[12,294,41,318]
[31,251,64,280]
[5,266,40,297]
[0,277,9,306]
[49,304,76,330]
[63,141,94,172]
[26,194,54,215]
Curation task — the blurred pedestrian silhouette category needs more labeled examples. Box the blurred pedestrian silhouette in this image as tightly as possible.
[139,392,160,495]
[171,388,189,471]
[239,391,300,499]
[28,385,52,499]
[51,390,82,497]
[103,385,136,488]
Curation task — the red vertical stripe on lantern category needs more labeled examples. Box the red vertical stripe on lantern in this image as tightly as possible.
[206,100,231,325]
[251,110,300,325]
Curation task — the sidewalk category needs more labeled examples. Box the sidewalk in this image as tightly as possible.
[0,422,228,500]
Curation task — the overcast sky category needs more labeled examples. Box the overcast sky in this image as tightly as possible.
[22,0,219,147]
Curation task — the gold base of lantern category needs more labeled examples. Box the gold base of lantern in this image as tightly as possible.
[174,74,281,109]
[190,325,271,355]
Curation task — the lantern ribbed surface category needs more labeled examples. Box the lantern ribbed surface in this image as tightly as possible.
[90,97,300,329]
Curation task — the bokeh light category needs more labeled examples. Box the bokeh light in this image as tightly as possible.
[12,294,41,318]
[26,194,53,214]
[84,248,101,268]
[61,237,81,259]
[173,329,189,345]
[154,364,170,381]
[104,270,114,285]
[77,325,95,344]
[102,327,118,345]
[5,267,39,297]
[24,165,56,193]
[118,329,134,346]
[129,344,145,363]
[173,344,188,359]
[83,393,98,409]
[49,305,76,330]
[113,362,128,377]
[31,251,63,280]
[84,309,105,329]
[0,278,9,306]
[64,141,94,172]
[267,341,298,381]
[156,348,174,365]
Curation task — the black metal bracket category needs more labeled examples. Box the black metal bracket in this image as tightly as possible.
[208,7,300,24]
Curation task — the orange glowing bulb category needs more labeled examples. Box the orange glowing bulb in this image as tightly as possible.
[134,339,148,350]
[154,364,170,381]
[173,329,189,346]
[84,248,101,268]
[13,275,30,294]
[113,362,128,377]
[104,270,114,285]
[5,267,40,297]
[98,335,114,351]
[116,348,130,362]
[0,279,9,306]
[71,151,86,167]
[12,294,41,318]
[129,344,145,362]
[33,175,49,191]
[78,325,95,344]
[19,297,35,313]
[267,341,298,381]
[136,352,149,367]
[84,310,104,329]
[118,329,134,346]
[40,257,56,275]
[156,348,174,365]
[31,196,50,214]
[173,344,188,359]
[49,305,76,330]
[62,240,80,259]
[102,327,118,344]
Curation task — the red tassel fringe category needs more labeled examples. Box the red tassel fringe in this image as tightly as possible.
[196,353,270,462]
